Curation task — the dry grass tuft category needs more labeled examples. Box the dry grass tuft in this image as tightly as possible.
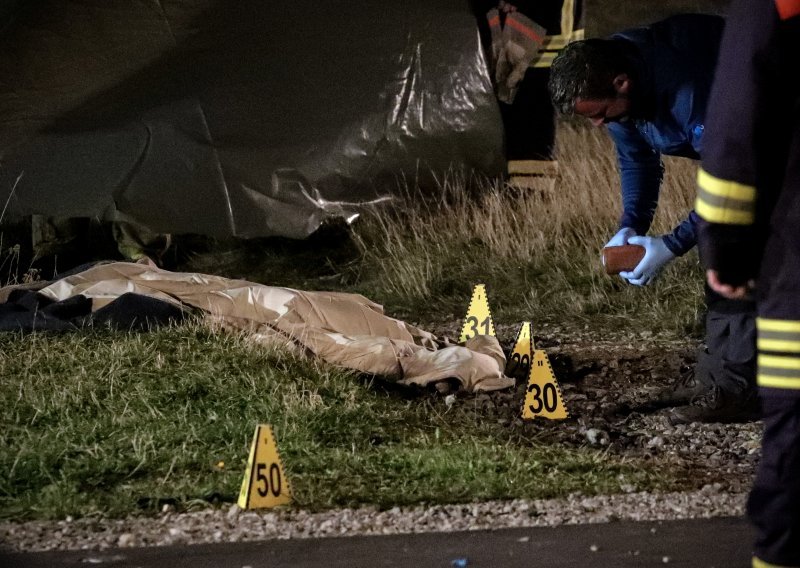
[351,122,704,335]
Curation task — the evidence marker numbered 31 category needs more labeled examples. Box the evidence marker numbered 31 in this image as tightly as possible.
[459,284,497,343]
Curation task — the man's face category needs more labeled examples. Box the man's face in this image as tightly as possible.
[573,73,632,127]
[574,95,631,126]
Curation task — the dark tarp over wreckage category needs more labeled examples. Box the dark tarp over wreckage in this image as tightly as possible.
[0,0,504,240]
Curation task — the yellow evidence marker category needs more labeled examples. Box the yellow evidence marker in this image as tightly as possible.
[458,284,496,343]
[238,424,292,509]
[505,322,534,378]
[522,349,569,420]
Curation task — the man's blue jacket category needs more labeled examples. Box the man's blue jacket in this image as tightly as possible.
[607,13,725,256]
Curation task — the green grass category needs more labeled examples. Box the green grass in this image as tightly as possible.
[0,324,672,520]
[0,122,704,520]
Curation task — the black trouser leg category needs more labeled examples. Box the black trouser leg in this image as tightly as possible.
[499,67,555,161]
[695,285,757,395]
[748,395,800,567]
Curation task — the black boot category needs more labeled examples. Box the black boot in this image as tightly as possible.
[666,387,761,425]
[652,367,711,408]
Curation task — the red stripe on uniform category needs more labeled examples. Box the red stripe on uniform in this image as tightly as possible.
[488,15,501,27]
[506,17,544,43]
[775,0,800,20]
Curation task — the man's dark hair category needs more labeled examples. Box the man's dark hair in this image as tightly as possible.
[548,38,633,115]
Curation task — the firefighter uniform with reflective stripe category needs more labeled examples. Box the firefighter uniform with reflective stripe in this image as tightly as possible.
[695,0,800,565]
[503,0,583,166]
[472,0,584,184]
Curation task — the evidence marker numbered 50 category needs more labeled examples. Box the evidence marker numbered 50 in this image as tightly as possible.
[238,424,292,509]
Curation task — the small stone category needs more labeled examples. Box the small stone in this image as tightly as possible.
[662,556,671,563]
[227,504,241,522]
[117,533,135,547]
[584,428,610,446]
[590,544,599,552]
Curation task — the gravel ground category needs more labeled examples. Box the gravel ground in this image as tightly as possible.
[0,488,747,552]
[0,325,762,553]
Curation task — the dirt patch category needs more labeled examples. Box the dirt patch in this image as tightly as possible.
[427,320,761,495]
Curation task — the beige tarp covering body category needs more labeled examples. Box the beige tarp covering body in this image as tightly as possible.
[8,262,513,392]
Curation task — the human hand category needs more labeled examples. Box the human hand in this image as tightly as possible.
[604,227,636,248]
[706,269,755,300]
[619,235,676,286]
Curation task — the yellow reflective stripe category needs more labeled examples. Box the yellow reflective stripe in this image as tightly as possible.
[753,556,794,568]
[698,169,757,201]
[695,168,756,224]
[758,338,800,352]
[760,354,800,369]
[758,318,800,332]
[542,35,569,49]
[541,30,585,50]
[758,375,800,389]
[561,0,574,41]
[757,318,800,352]
[695,198,754,224]
[543,31,585,49]
[531,52,556,68]
[759,353,800,389]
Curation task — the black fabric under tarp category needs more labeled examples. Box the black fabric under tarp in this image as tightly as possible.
[0,0,504,239]
[0,290,189,332]
[0,260,190,332]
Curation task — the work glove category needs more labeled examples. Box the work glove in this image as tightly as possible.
[604,227,636,248]
[619,235,676,286]
[495,11,545,104]
[486,8,503,73]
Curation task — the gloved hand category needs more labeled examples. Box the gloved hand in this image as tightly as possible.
[604,227,636,248]
[486,8,503,74]
[495,11,545,104]
[619,235,676,286]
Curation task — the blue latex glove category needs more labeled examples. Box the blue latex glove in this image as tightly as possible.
[619,235,676,286]
[604,227,636,248]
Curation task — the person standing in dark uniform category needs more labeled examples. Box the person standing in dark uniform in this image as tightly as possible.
[471,0,584,188]
[695,0,800,565]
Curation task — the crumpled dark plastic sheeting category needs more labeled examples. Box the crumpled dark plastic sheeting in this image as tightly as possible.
[0,0,504,239]
[0,291,188,332]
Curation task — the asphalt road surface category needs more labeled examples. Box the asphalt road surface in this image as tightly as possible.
[1,516,754,568]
